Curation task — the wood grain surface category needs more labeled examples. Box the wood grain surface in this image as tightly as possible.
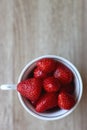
[0,0,87,130]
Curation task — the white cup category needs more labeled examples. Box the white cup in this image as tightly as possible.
[0,55,83,120]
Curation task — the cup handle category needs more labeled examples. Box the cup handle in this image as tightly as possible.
[0,84,16,90]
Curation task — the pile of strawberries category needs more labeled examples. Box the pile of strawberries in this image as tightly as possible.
[17,58,76,113]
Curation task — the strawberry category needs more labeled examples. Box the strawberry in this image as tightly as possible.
[43,76,61,92]
[31,100,38,107]
[37,58,57,73]
[58,92,75,110]
[54,64,73,84]
[34,67,48,79]
[60,84,74,94]
[17,78,42,101]
[36,93,58,112]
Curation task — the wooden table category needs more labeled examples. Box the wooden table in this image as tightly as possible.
[0,0,87,130]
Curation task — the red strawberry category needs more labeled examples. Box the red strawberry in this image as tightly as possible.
[54,64,73,84]
[58,92,75,110]
[17,78,42,101]
[60,84,74,94]
[36,93,58,112]
[34,67,48,79]
[43,77,61,92]
[37,58,57,73]
[31,100,38,107]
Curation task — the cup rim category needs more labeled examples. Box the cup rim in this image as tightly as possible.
[17,55,83,120]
